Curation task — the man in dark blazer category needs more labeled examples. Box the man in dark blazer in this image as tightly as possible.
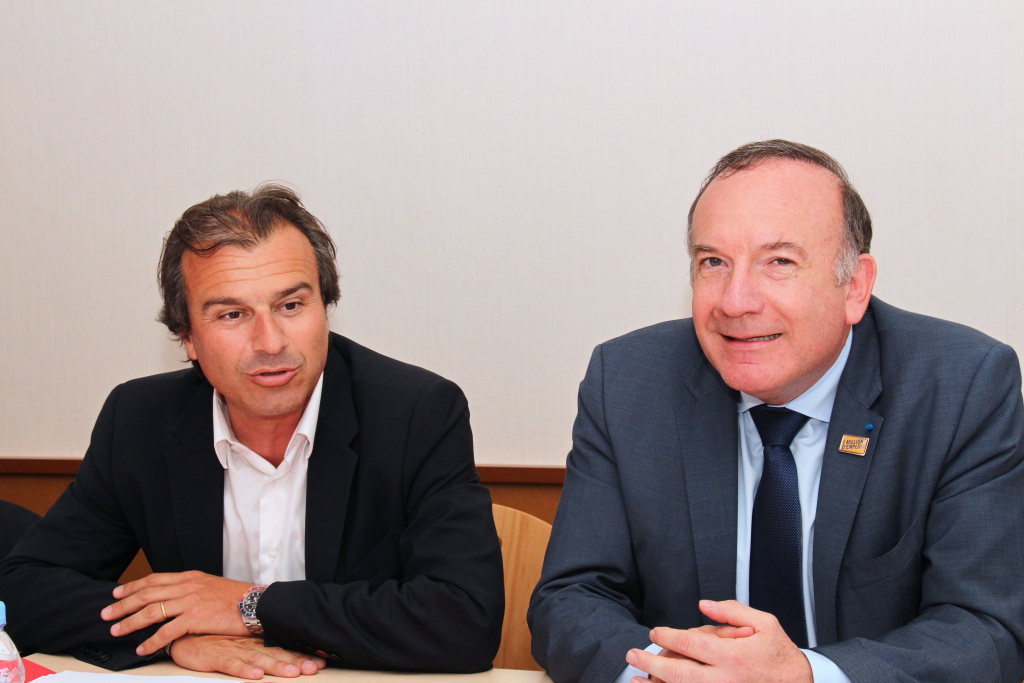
[529,141,1024,683]
[0,185,504,677]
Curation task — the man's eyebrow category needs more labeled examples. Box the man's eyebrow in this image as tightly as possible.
[274,282,314,300]
[690,244,718,254]
[201,297,244,312]
[761,240,809,258]
[200,283,313,312]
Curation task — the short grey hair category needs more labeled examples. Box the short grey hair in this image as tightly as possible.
[687,140,871,285]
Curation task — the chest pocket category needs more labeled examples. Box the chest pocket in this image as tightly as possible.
[845,519,923,589]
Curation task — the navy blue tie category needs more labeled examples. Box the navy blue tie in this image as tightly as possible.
[748,404,810,648]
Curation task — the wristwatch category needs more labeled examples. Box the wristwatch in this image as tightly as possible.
[239,586,267,636]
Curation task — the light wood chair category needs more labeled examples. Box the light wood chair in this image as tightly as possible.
[491,503,553,671]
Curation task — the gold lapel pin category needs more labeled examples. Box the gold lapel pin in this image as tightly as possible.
[839,434,870,456]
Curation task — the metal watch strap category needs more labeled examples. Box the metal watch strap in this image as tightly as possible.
[239,586,267,636]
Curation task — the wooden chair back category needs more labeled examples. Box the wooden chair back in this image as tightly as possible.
[491,503,552,671]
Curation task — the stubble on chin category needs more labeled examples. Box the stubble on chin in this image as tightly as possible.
[246,384,313,419]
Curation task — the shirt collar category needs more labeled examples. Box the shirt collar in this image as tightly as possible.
[738,328,853,423]
[212,371,325,469]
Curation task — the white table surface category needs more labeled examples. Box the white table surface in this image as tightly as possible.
[27,654,553,683]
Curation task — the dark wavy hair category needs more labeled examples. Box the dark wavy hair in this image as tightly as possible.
[158,183,340,340]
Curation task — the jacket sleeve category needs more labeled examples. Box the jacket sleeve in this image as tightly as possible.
[256,377,505,673]
[0,384,160,670]
[527,345,652,683]
[816,342,1024,683]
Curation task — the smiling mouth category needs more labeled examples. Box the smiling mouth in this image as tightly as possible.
[725,333,781,342]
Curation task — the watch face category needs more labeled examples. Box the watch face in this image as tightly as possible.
[240,589,264,617]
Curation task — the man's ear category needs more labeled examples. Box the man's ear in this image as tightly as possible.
[181,334,199,361]
[845,253,877,326]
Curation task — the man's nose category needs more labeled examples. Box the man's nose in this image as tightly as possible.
[251,310,287,355]
[717,267,763,318]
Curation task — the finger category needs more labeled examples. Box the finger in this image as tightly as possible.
[627,646,705,682]
[111,600,170,636]
[112,597,187,637]
[217,655,264,680]
[698,599,767,630]
[104,585,188,621]
[696,624,755,639]
[272,649,325,675]
[262,646,321,673]
[136,618,191,656]
[114,571,198,599]
[244,651,302,678]
[649,627,717,664]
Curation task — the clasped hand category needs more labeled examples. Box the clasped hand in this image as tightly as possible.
[626,600,812,683]
[101,571,325,678]
[102,570,252,655]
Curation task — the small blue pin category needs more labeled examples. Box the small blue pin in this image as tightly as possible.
[865,424,874,431]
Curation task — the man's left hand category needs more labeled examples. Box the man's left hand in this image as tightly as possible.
[626,600,812,683]
[101,571,253,656]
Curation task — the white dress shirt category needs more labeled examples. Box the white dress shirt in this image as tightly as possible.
[616,331,853,683]
[213,372,324,586]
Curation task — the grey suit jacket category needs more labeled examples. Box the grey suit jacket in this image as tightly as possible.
[528,298,1024,683]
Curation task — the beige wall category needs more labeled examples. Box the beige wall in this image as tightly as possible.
[2,1,1022,465]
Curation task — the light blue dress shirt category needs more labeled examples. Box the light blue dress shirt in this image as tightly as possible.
[615,330,853,683]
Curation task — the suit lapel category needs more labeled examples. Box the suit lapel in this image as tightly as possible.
[304,342,360,583]
[812,308,884,645]
[165,381,224,574]
[677,351,740,614]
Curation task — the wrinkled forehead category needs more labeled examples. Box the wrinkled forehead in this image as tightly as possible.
[181,226,318,301]
[691,159,845,249]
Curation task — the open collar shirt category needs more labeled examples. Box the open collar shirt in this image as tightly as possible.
[212,372,324,586]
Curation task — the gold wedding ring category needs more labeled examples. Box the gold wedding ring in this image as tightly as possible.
[160,601,167,620]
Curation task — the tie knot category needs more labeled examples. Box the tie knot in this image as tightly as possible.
[749,404,810,447]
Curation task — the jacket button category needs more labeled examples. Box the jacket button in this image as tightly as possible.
[99,654,111,663]
[314,650,329,659]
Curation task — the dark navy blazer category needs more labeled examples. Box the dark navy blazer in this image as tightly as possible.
[530,298,1024,683]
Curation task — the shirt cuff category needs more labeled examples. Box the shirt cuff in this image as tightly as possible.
[801,649,852,683]
[613,642,661,683]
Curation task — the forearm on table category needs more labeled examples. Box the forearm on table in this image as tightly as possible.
[258,576,500,672]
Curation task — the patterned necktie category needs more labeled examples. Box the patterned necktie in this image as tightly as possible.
[748,404,810,648]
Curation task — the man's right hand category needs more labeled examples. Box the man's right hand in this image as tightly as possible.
[168,635,326,679]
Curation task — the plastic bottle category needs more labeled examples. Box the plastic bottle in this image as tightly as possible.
[0,602,25,683]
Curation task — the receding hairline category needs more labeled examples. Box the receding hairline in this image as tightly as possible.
[688,145,857,235]
[702,156,845,198]
[183,217,307,257]
[692,156,844,219]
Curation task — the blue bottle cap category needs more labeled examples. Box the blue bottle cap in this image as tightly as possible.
[0,601,5,628]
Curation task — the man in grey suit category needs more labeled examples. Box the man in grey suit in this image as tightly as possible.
[529,140,1024,683]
